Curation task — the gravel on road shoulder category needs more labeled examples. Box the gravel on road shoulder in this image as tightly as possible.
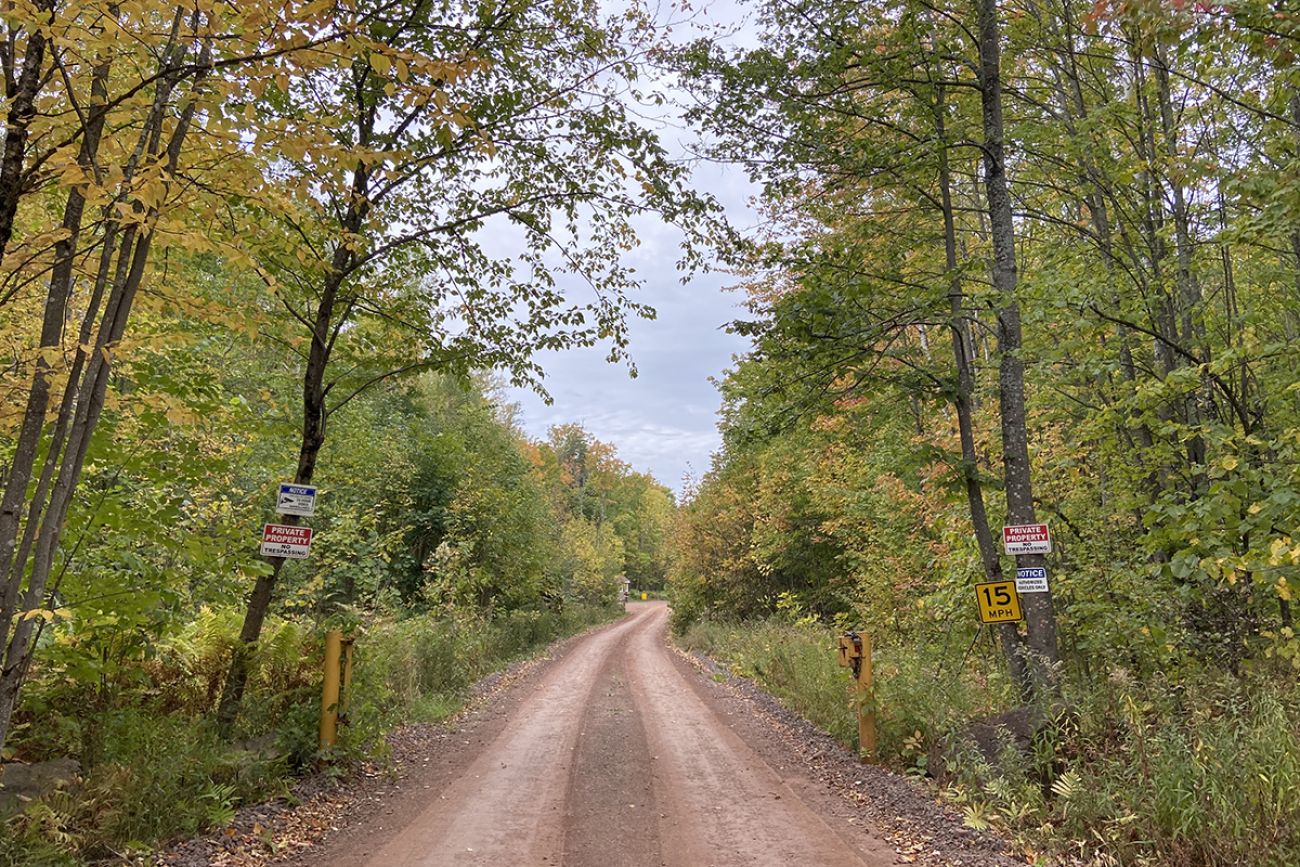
[673,646,1031,867]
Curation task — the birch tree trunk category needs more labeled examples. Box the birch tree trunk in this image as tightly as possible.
[0,2,54,274]
[0,9,211,751]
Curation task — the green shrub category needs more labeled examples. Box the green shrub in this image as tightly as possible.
[681,619,857,745]
[1039,673,1300,866]
[82,709,288,854]
[678,617,1011,762]
[0,708,293,865]
[0,791,81,867]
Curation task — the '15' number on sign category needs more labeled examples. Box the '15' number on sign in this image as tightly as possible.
[981,584,1013,608]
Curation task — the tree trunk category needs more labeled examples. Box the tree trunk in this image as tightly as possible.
[216,150,372,730]
[976,0,1060,697]
[0,14,204,752]
[1151,47,1208,482]
[1039,0,1159,494]
[935,83,1030,698]
[1289,91,1300,335]
[213,277,336,731]
[0,7,52,275]
[1125,36,1179,386]
[0,54,113,624]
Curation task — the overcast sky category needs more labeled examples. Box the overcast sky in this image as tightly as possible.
[505,1,760,494]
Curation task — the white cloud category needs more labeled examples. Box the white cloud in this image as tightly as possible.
[504,1,762,492]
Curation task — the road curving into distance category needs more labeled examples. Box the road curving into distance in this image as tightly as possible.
[317,602,895,867]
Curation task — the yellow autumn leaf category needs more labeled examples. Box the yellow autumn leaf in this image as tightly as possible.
[1270,537,1290,566]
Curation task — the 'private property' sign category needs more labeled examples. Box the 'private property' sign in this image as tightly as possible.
[261,523,313,559]
[1002,523,1051,555]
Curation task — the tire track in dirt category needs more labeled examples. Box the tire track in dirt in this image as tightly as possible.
[353,604,890,866]
[355,614,642,866]
[558,629,661,866]
[627,604,891,867]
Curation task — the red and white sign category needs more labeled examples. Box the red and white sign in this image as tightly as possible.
[261,523,313,559]
[1002,523,1051,555]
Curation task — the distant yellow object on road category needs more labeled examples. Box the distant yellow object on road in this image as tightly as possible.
[641,592,647,601]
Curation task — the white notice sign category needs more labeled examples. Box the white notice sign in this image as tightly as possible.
[276,483,317,517]
[1015,566,1049,594]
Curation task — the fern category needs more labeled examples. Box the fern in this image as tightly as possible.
[1051,770,1082,802]
[199,782,239,828]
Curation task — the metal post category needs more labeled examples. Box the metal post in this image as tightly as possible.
[319,629,343,748]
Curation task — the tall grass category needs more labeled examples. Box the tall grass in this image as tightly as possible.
[344,604,620,749]
[678,617,1300,867]
[679,618,1011,765]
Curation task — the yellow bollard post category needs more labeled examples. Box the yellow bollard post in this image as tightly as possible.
[319,629,343,749]
[339,637,355,718]
[856,633,876,762]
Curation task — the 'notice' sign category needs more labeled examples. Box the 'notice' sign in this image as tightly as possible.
[1003,523,1051,555]
[261,523,312,559]
[1015,566,1049,594]
[276,483,317,517]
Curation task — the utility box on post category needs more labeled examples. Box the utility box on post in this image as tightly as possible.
[837,633,862,669]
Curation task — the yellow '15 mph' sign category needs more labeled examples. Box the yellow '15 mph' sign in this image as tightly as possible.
[975,580,1023,624]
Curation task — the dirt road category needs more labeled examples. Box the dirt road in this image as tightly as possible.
[262,603,1016,867]
[327,603,883,866]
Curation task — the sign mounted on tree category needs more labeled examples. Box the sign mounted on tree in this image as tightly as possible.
[261,524,313,559]
[975,580,1023,624]
[1015,566,1049,594]
[276,483,317,517]
[1002,523,1051,555]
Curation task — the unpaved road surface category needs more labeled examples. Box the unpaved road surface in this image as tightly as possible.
[200,603,1018,867]
[346,602,891,867]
